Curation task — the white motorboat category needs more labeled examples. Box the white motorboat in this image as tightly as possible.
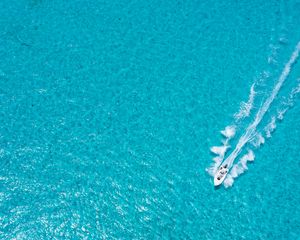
[214,164,229,186]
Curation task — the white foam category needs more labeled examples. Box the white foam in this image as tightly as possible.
[224,150,256,187]
[213,156,223,163]
[234,84,256,120]
[210,146,229,157]
[277,81,300,120]
[246,149,255,161]
[207,140,231,177]
[230,165,239,178]
[239,149,255,166]
[277,108,287,120]
[264,117,276,138]
[221,125,236,139]
[205,163,219,177]
[235,164,246,175]
[292,81,300,94]
[250,133,265,147]
[206,145,229,176]
[224,174,234,188]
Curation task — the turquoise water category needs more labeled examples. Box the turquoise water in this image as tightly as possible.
[0,0,300,239]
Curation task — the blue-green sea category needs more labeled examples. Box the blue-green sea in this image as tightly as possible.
[1,0,300,239]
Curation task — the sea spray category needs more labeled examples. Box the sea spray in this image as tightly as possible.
[206,145,229,177]
[224,150,255,188]
[264,117,277,138]
[250,133,265,147]
[206,126,235,177]
[277,80,300,120]
[221,125,236,139]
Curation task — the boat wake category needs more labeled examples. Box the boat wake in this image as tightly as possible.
[206,41,300,187]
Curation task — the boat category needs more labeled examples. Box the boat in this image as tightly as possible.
[214,164,229,186]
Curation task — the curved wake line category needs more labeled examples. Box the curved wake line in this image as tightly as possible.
[222,41,300,169]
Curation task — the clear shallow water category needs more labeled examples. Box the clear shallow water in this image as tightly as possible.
[0,0,300,239]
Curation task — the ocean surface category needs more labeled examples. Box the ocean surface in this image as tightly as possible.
[0,0,300,239]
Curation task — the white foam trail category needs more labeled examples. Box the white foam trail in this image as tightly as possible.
[222,41,300,171]
[234,84,256,120]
